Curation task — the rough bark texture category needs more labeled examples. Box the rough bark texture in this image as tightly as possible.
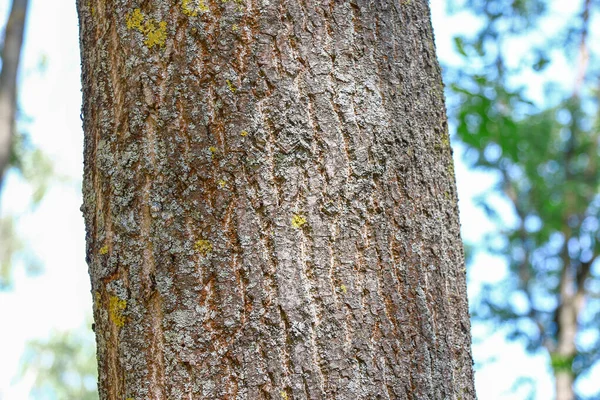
[78,0,475,399]
[0,0,28,188]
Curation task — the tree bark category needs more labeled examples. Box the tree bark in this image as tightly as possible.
[0,0,28,188]
[551,247,587,400]
[78,0,475,398]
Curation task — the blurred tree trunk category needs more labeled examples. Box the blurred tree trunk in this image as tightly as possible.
[78,0,475,398]
[0,0,28,188]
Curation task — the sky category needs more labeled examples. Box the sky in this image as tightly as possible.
[0,0,88,398]
[0,0,595,399]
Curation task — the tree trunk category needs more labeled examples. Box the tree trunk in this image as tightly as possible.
[0,0,29,188]
[551,253,585,400]
[78,0,475,398]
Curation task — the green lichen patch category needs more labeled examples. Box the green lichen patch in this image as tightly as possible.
[194,239,213,256]
[291,214,306,228]
[126,8,167,49]
[340,284,347,294]
[109,295,127,328]
[99,245,109,255]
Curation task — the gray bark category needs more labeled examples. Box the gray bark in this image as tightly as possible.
[78,0,476,398]
[551,247,587,400]
[0,0,28,188]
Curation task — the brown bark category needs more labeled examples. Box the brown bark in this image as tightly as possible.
[0,0,28,188]
[78,0,475,398]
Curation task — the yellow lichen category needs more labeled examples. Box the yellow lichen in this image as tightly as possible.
[99,245,109,255]
[144,20,167,48]
[232,24,239,32]
[194,239,213,256]
[240,130,248,137]
[218,179,227,188]
[126,8,144,30]
[226,79,237,93]
[126,8,167,49]
[87,1,95,16]
[109,295,127,328]
[340,284,347,294]
[280,391,288,400]
[182,0,209,16]
[291,214,306,228]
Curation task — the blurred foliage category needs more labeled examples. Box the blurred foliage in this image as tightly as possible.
[444,0,600,397]
[0,215,22,288]
[10,130,54,205]
[0,130,51,289]
[19,325,98,400]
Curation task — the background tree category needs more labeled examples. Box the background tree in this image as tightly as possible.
[78,0,475,398]
[444,0,600,398]
[0,0,27,186]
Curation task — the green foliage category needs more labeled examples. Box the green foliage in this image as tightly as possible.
[19,325,98,400]
[10,131,53,205]
[550,353,575,373]
[0,131,53,289]
[0,215,22,288]
[444,0,600,395]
